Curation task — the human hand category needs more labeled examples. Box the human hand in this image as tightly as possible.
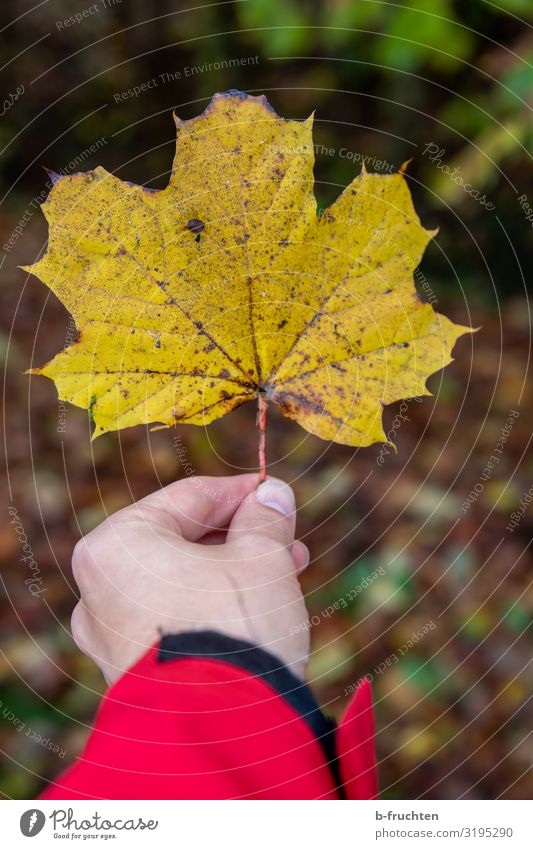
[70,474,311,684]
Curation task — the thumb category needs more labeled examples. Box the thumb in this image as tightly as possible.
[226,478,296,549]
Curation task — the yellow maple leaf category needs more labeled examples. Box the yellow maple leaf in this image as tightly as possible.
[24,90,471,469]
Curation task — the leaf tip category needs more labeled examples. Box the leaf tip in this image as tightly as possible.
[42,166,61,186]
[90,424,106,441]
[399,158,413,174]
[459,323,481,339]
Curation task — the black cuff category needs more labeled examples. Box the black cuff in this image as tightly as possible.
[157,630,340,788]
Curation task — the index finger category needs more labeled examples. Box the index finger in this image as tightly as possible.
[134,474,259,541]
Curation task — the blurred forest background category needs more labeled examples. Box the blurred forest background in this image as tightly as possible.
[1,0,532,799]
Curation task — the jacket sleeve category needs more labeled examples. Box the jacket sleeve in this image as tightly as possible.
[39,631,377,800]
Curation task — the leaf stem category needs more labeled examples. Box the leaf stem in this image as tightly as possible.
[257,393,268,482]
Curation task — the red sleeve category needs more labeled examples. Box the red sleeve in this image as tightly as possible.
[39,632,377,800]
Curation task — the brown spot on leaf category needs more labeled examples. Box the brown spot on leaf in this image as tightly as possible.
[186,218,205,237]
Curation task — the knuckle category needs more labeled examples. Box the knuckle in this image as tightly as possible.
[71,538,99,590]
[70,604,88,651]
[71,538,89,584]
[71,525,110,585]
[232,532,291,564]
[258,533,289,556]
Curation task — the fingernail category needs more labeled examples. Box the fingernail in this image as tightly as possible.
[256,479,295,517]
